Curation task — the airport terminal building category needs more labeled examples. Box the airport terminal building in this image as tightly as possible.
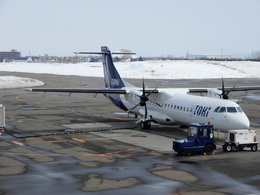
[0,49,21,61]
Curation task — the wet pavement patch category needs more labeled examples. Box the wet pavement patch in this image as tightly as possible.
[81,174,142,192]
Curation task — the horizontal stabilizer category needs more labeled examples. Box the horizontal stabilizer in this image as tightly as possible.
[74,52,136,55]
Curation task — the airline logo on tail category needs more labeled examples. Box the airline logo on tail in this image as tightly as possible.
[101,46,125,89]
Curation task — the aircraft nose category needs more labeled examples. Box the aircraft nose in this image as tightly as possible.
[232,114,250,129]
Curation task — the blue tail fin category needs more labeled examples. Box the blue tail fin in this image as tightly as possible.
[101,46,125,88]
[77,46,134,88]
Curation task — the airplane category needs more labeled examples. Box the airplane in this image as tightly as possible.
[26,46,260,131]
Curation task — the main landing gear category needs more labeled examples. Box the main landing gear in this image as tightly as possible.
[140,120,151,130]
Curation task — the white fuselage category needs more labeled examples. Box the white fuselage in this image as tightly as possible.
[120,88,250,131]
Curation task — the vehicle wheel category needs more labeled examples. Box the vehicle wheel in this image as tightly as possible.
[204,144,214,155]
[140,121,151,130]
[226,144,232,152]
[251,144,258,152]
[185,149,193,156]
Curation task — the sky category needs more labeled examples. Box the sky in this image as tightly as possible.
[0,0,260,57]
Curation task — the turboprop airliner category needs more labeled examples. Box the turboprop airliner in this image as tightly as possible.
[26,46,260,131]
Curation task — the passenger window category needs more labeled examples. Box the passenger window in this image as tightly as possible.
[214,106,220,112]
[227,107,237,113]
[219,107,226,112]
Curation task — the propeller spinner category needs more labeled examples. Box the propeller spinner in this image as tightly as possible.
[128,79,160,119]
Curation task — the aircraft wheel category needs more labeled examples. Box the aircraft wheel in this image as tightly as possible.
[140,121,151,130]
[204,144,214,155]
[251,144,258,152]
[185,149,193,156]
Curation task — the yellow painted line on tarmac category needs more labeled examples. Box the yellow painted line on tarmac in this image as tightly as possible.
[72,138,86,142]
[72,137,123,142]
[102,149,134,157]
[12,141,24,146]
[81,137,123,141]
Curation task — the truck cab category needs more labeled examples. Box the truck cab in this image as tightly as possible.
[173,123,216,155]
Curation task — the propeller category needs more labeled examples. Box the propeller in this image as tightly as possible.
[220,77,230,99]
[127,78,161,119]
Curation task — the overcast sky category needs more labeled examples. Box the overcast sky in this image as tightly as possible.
[0,0,259,57]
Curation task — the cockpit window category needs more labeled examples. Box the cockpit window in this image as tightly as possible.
[219,107,226,112]
[227,107,237,113]
[236,107,243,113]
[215,106,243,113]
[214,106,220,112]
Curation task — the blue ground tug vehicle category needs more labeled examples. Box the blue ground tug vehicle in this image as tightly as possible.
[173,123,216,156]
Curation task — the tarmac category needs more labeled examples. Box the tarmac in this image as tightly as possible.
[0,71,260,195]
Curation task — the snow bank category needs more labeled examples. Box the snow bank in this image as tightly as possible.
[0,60,259,80]
[0,76,44,89]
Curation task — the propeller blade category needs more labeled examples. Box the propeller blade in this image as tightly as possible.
[142,78,145,96]
[144,104,148,119]
[221,77,229,99]
[149,99,162,107]
[127,103,139,112]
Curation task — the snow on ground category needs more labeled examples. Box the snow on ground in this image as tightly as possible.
[0,60,259,88]
[0,76,44,89]
[1,60,260,79]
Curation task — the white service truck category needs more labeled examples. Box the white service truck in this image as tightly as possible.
[222,129,258,152]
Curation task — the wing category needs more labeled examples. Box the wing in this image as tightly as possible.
[217,86,260,92]
[25,88,159,94]
[25,88,127,94]
[189,86,260,93]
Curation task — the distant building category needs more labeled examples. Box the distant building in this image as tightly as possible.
[0,49,21,61]
[186,53,231,60]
